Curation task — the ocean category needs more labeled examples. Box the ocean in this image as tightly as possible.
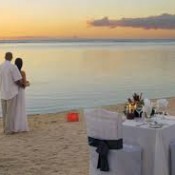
[0,39,175,115]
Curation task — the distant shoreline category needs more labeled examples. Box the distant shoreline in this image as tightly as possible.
[0,38,175,44]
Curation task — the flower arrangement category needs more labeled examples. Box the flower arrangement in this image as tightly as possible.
[124,93,158,120]
[128,93,144,106]
[124,93,144,119]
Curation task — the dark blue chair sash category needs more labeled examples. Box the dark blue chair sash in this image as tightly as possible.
[88,136,123,172]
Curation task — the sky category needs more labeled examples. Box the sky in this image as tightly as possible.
[0,0,175,40]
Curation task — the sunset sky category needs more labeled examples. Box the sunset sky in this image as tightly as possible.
[0,0,175,40]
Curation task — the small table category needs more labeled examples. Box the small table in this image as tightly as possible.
[123,116,175,175]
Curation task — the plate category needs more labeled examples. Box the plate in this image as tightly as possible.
[149,123,163,128]
[145,118,153,122]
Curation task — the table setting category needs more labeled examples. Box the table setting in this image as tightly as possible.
[123,93,172,129]
[122,93,175,175]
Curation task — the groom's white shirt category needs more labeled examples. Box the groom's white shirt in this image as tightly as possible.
[0,60,22,100]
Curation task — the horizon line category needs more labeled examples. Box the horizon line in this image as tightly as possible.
[1,37,175,43]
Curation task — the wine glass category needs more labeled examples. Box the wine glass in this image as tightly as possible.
[157,99,168,119]
[144,106,152,122]
[135,106,143,118]
[146,107,152,118]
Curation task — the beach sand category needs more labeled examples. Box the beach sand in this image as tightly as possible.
[0,97,175,175]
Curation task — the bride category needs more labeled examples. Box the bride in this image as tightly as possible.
[14,58,30,132]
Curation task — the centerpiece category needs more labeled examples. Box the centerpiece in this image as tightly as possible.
[124,93,144,120]
[124,93,157,120]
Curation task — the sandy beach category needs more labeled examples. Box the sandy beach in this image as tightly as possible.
[0,97,175,175]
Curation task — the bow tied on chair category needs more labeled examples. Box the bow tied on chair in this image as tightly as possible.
[96,140,109,171]
[88,137,123,172]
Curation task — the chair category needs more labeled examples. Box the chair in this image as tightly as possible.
[170,140,175,175]
[84,108,142,175]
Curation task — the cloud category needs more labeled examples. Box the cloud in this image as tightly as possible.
[88,13,175,30]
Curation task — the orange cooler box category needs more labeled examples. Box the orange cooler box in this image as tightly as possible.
[67,112,79,122]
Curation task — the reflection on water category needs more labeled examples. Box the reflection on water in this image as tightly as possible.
[0,41,175,115]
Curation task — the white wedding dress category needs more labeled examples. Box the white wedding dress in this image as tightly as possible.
[13,87,29,132]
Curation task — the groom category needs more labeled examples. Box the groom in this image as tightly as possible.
[0,52,22,134]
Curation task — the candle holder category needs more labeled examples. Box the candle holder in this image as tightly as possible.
[126,112,135,120]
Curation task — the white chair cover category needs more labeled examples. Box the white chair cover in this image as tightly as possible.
[84,108,142,175]
[170,140,175,175]
[85,108,123,140]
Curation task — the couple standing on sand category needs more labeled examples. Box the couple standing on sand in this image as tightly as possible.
[0,52,29,134]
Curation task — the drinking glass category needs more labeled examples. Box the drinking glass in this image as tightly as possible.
[145,107,152,122]
[157,99,168,119]
[136,106,143,118]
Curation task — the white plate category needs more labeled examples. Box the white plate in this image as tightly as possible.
[149,123,163,128]
[145,118,153,122]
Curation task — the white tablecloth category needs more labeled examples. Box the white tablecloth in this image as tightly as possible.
[123,116,175,175]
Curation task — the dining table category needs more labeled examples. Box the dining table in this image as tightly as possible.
[122,115,175,175]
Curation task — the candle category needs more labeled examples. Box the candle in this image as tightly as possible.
[128,104,132,113]
[134,104,137,110]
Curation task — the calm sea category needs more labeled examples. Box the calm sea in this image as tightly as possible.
[0,40,175,115]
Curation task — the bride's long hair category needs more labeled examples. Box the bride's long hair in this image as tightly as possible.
[15,58,23,71]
